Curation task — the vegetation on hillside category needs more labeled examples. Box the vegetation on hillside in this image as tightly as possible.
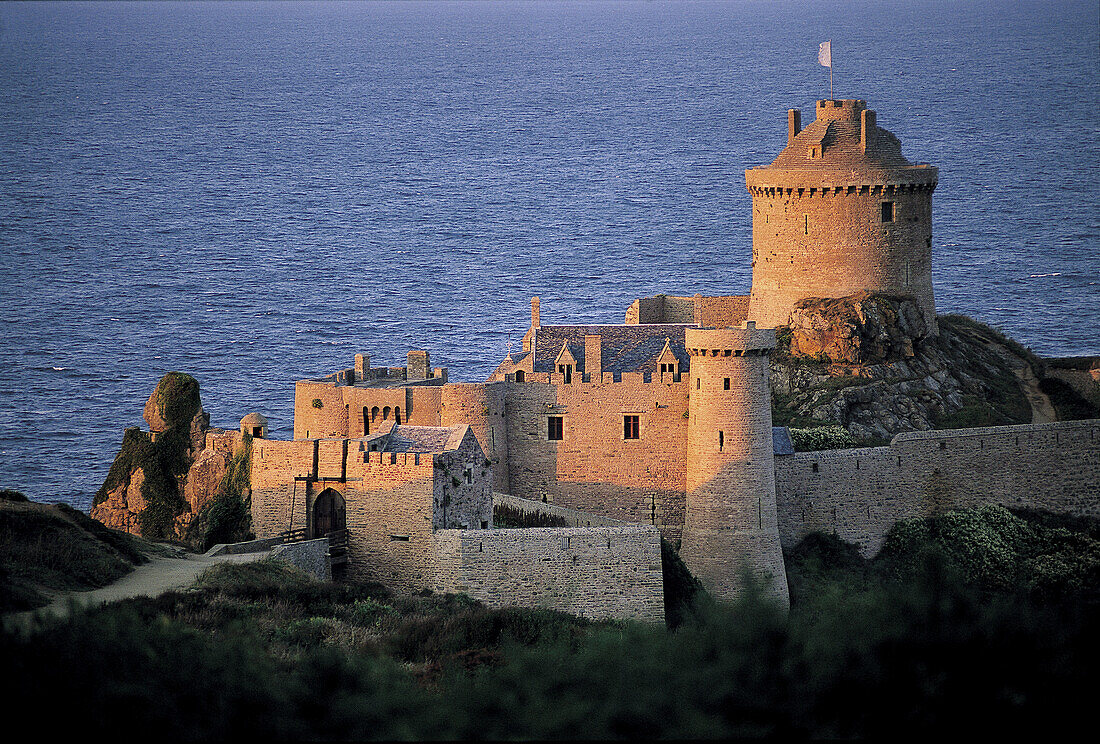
[0,494,149,612]
[2,503,1094,739]
[492,502,571,528]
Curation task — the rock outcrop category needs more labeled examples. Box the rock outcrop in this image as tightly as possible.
[786,292,931,365]
[772,296,1051,442]
[91,372,243,546]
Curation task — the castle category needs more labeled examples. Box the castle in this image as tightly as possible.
[230,100,1098,621]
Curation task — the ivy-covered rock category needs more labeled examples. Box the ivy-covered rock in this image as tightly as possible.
[92,372,230,543]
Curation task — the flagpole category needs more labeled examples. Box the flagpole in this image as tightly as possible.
[829,39,833,100]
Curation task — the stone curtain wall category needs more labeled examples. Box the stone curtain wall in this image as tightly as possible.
[342,453,439,589]
[776,419,1100,557]
[433,526,665,623]
[250,437,318,538]
[624,294,749,327]
[503,376,690,542]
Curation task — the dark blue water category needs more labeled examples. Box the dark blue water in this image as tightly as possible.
[1,1,1097,510]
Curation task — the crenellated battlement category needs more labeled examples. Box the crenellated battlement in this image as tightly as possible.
[686,324,776,356]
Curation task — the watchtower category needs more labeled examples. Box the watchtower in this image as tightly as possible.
[745,99,939,331]
[681,323,789,607]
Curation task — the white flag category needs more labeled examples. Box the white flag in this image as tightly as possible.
[818,41,832,68]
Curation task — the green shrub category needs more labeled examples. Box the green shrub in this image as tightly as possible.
[188,435,254,550]
[789,425,859,451]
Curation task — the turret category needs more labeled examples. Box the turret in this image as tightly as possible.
[680,323,789,607]
[745,99,939,332]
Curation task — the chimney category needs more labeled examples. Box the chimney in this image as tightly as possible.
[354,353,369,382]
[531,296,541,330]
[407,350,430,381]
[584,335,602,379]
[788,109,802,146]
[861,109,876,153]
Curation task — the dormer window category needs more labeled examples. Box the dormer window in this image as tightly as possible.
[558,364,572,384]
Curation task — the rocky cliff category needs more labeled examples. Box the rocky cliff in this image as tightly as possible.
[91,372,250,547]
[771,293,1099,443]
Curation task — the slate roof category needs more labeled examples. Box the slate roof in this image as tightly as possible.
[385,425,462,453]
[772,427,795,456]
[531,324,693,375]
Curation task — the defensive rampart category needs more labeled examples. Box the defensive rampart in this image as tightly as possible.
[433,526,664,623]
[775,419,1100,556]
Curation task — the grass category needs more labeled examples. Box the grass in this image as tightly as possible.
[0,496,148,612]
[1039,377,1100,421]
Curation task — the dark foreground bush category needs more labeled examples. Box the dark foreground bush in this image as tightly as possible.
[4,507,1097,739]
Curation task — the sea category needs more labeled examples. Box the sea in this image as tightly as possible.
[0,0,1097,511]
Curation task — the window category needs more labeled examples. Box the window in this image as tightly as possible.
[548,416,563,441]
[623,415,640,440]
[558,364,572,384]
[881,201,895,223]
[464,468,473,484]
[696,378,701,390]
[718,430,724,452]
[723,378,730,390]
[514,369,525,382]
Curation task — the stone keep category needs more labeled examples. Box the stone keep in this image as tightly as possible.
[745,99,939,331]
[680,324,790,607]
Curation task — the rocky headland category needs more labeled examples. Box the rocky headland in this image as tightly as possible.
[771,292,1100,445]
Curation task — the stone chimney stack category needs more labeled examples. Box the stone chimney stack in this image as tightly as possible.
[531,296,541,330]
[584,335,602,379]
[788,109,801,146]
[407,350,430,381]
[861,108,876,153]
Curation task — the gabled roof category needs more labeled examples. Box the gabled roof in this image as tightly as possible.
[384,425,468,453]
[531,324,692,375]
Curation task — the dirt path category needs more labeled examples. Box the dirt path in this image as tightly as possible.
[5,550,271,629]
[1015,364,1057,424]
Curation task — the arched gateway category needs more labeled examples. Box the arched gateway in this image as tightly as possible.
[312,488,346,538]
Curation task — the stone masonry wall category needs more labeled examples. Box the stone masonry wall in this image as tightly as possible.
[250,437,317,538]
[433,526,665,623]
[776,419,1100,557]
[503,376,689,542]
[341,453,439,589]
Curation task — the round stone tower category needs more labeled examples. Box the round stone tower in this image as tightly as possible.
[441,383,510,494]
[745,99,939,331]
[681,323,789,608]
